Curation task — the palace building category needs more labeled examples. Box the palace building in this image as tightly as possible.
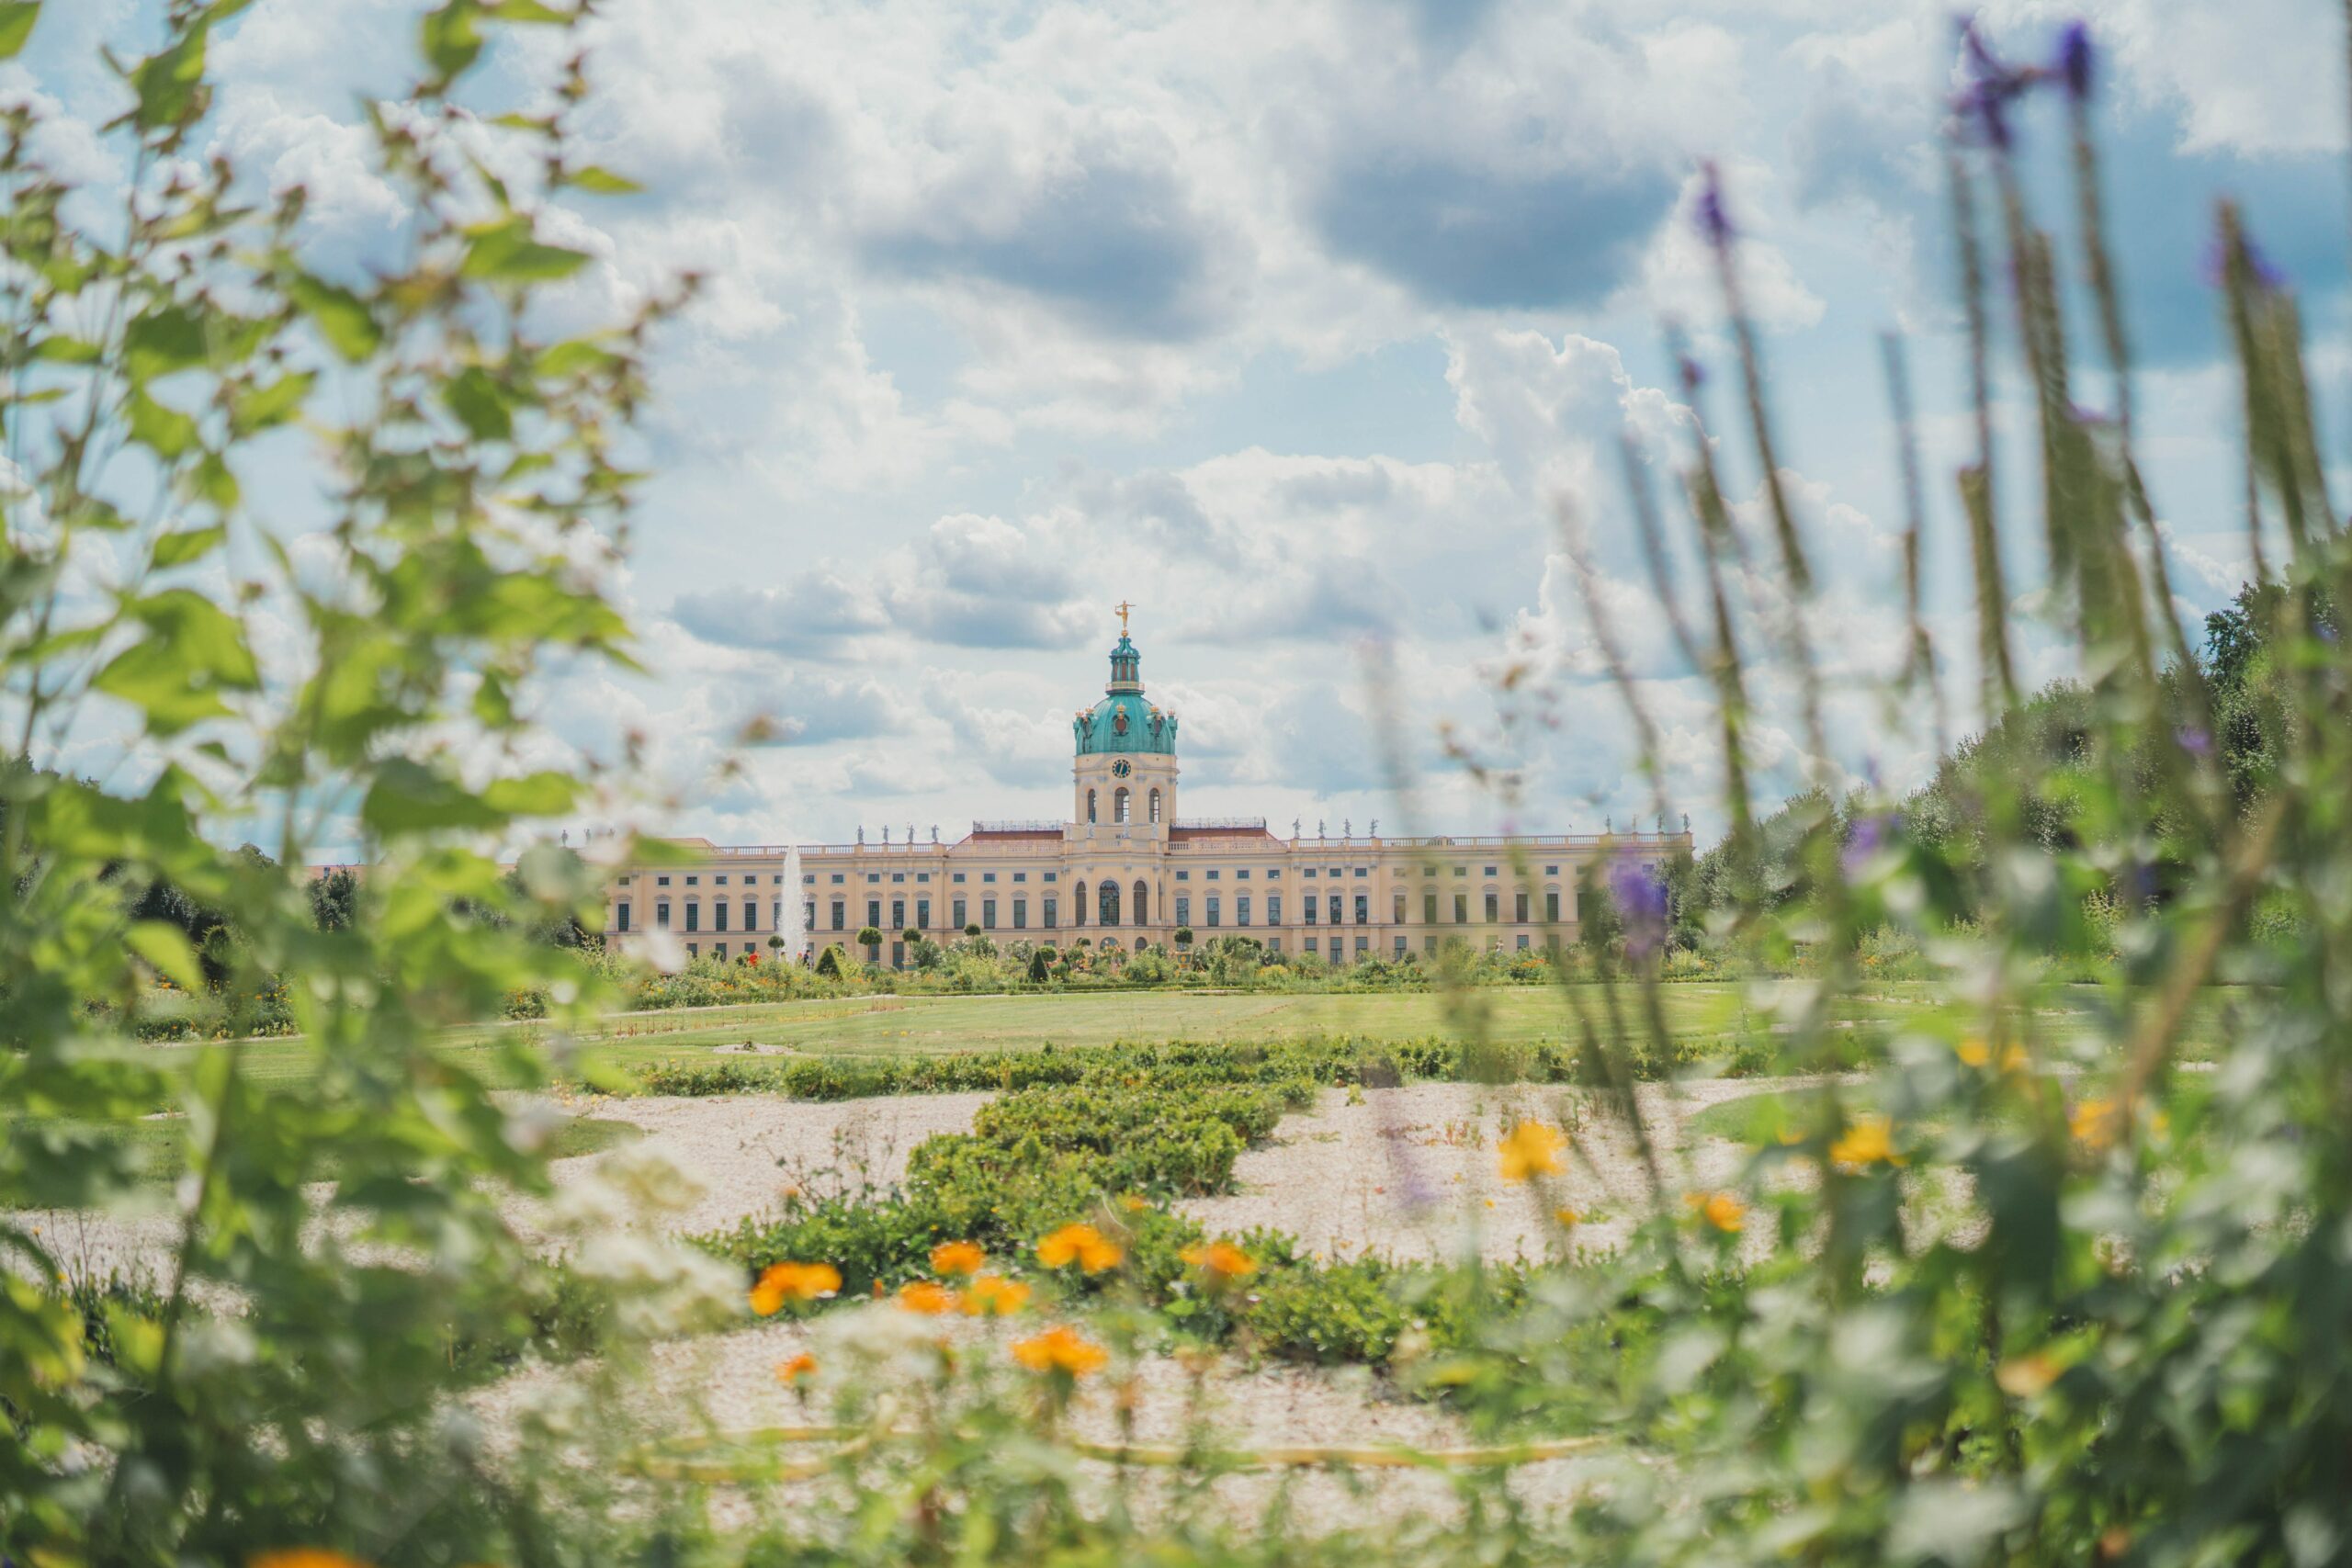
[599,622,1690,966]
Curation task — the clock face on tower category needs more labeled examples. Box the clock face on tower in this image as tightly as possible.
[1111,759,1133,778]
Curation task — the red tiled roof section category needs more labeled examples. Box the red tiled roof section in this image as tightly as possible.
[1169,825,1277,842]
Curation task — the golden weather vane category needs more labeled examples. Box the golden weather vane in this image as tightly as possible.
[1115,599,1134,635]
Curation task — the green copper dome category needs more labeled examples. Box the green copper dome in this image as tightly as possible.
[1074,634,1178,756]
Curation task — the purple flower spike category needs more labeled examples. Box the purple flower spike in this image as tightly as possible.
[2056,21,2094,102]
[1609,852,1670,962]
[1694,161,1733,249]
[2201,232,2287,291]
[2176,725,2214,758]
[1678,355,1707,393]
[1841,812,1898,880]
[1953,16,2039,151]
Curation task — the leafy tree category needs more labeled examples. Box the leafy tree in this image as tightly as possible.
[308,866,358,931]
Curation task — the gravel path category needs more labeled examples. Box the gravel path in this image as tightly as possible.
[1179,1078,1789,1264]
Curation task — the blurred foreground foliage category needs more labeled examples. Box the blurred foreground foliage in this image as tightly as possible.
[6,4,2352,1567]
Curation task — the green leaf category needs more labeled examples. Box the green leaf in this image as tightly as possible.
[288,274,379,362]
[443,365,514,441]
[230,369,314,435]
[189,451,239,510]
[459,216,590,284]
[0,4,40,61]
[126,389,198,459]
[151,524,226,569]
[90,589,260,733]
[561,164,641,195]
[127,27,209,130]
[361,758,511,837]
[125,920,204,991]
[482,772,579,818]
[33,334,100,364]
[420,1,483,80]
[488,0,569,17]
[124,303,209,381]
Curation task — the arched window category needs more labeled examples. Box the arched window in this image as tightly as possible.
[1132,880,1148,925]
[1149,788,1161,824]
[1098,880,1121,927]
[1072,881,1087,925]
[1087,788,1097,824]
[1114,786,1130,823]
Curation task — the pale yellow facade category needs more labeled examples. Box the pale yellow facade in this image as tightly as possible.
[598,631,1689,965]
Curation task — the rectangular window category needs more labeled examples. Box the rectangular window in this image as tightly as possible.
[1354,935,1369,954]
[1174,895,1191,927]
[1266,894,1282,924]
[830,873,843,884]
[1303,868,1317,879]
[1424,893,1438,923]
[1484,865,1498,876]
[1546,891,1560,921]
[1236,869,1250,880]
[1267,868,1281,880]
[804,900,816,931]
[1353,867,1368,878]
[953,898,967,930]
[1517,933,1532,951]
[917,873,930,883]
[685,875,698,886]
[892,872,905,883]
[685,902,700,932]
[715,874,728,886]
[917,898,931,929]
[1205,870,1220,881]
[1354,894,1368,925]
[1304,897,1317,924]
[1485,893,1499,923]
[1012,898,1027,930]
[891,899,905,930]
[866,899,881,930]
[983,872,998,884]
[1175,870,1190,881]
[1394,935,1408,955]
[866,874,879,884]
[1206,896,1222,928]
[1515,892,1529,923]
[616,902,631,932]
[1544,864,1559,876]
[1453,893,1467,923]
[982,898,998,930]
[1044,897,1057,929]
[1267,937,1282,955]
[714,901,729,931]
[1305,936,1318,954]
[1393,894,1406,924]
[1328,895,1342,925]
[1237,895,1251,926]
[1043,872,1057,884]
[953,873,967,884]
[1012,872,1027,883]
[686,942,697,958]
[657,875,671,886]
[830,901,844,931]
[714,942,727,959]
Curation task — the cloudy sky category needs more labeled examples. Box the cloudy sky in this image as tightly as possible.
[17,0,2348,851]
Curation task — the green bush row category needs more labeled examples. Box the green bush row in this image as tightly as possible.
[628,1031,1718,1100]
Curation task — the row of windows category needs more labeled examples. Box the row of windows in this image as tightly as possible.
[1083,785,1163,825]
[628,873,792,887]
[617,887,1575,936]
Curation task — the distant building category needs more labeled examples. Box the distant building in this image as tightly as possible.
[600,621,1690,966]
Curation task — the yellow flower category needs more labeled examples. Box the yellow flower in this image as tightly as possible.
[1686,1191,1746,1234]
[1497,1120,1568,1182]
[2071,1097,2120,1151]
[1012,1324,1108,1376]
[931,1240,987,1276]
[961,1274,1033,1316]
[1826,1114,1904,1172]
[1117,1193,1151,1213]
[1995,1352,2062,1397]
[897,1280,961,1314]
[775,1351,818,1386]
[1555,1207,1581,1226]
[1957,1037,2029,1073]
[1037,1223,1124,1273]
[250,1554,374,1568]
[1179,1241,1258,1281]
[750,1260,842,1316]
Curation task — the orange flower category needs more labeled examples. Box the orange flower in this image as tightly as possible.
[1554,1207,1581,1226]
[1179,1241,1258,1281]
[2071,1097,2120,1151]
[1686,1191,1745,1234]
[931,1240,987,1276]
[751,1261,842,1316]
[1497,1120,1567,1181]
[1826,1114,1904,1172]
[1012,1324,1108,1376]
[1117,1193,1151,1213]
[961,1274,1033,1316]
[1958,1037,2030,1073]
[250,1554,374,1568]
[1037,1223,1124,1272]
[897,1280,961,1314]
[775,1351,819,1386]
